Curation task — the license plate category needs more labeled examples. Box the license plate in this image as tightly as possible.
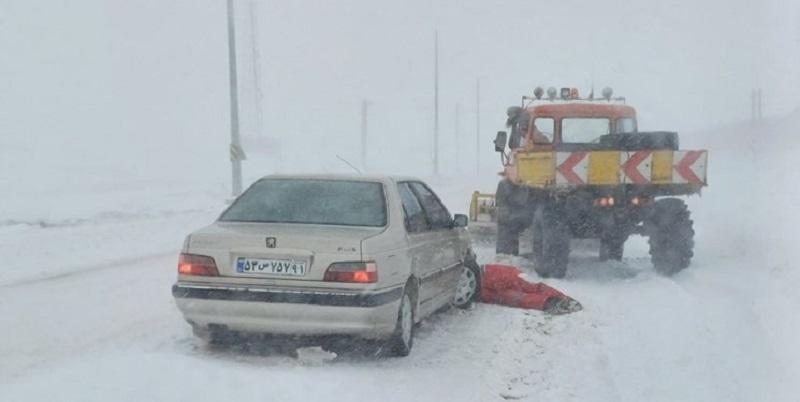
[235,257,307,276]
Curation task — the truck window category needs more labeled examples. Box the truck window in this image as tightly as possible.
[615,118,637,133]
[533,118,554,143]
[561,118,610,143]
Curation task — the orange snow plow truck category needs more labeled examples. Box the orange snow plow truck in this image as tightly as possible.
[470,87,708,278]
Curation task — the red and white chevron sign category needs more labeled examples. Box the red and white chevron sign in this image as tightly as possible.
[673,150,707,184]
[556,152,589,185]
[622,151,652,184]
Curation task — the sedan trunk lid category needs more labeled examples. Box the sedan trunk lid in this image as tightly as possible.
[185,222,383,283]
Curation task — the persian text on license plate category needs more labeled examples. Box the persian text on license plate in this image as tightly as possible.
[235,257,307,276]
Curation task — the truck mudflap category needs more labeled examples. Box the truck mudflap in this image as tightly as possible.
[515,150,708,189]
[480,264,582,314]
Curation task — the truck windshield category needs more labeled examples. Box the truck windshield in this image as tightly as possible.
[220,179,387,227]
[561,118,610,143]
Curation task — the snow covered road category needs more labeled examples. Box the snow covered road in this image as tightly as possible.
[2,122,799,401]
[0,241,794,401]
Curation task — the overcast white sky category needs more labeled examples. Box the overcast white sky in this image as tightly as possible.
[1,0,798,182]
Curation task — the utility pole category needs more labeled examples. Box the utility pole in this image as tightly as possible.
[797,11,800,110]
[248,0,264,138]
[757,88,763,121]
[361,100,372,172]
[752,88,764,122]
[227,0,244,196]
[455,103,461,173]
[476,77,481,174]
[433,30,440,176]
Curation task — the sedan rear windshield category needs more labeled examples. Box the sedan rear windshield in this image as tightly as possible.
[220,179,387,227]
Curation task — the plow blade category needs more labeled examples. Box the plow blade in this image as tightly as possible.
[468,191,497,241]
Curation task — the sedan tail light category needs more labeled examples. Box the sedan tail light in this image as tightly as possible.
[324,262,377,283]
[178,253,219,276]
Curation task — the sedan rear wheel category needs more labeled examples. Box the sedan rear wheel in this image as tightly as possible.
[386,292,414,357]
[193,324,235,346]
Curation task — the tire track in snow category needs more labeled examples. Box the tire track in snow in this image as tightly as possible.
[0,209,217,288]
[472,246,623,401]
[462,303,622,401]
[0,253,181,382]
[0,251,174,289]
[583,265,785,402]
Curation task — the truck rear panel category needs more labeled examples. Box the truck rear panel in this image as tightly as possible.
[515,150,708,191]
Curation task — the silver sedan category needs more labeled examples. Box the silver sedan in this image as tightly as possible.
[172,174,481,356]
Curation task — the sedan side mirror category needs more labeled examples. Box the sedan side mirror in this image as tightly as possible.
[494,131,507,153]
[453,214,468,228]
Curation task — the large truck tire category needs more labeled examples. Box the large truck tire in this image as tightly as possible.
[533,203,570,279]
[531,208,543,261]
[646,198,694,275]
[495,180,531,255]
[599,232,627,261]
[496,223,522,255]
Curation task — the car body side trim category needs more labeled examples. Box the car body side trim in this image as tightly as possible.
[418,262,462,282]
[172,284,403,308]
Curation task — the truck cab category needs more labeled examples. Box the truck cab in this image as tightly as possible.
[483,86,707,279]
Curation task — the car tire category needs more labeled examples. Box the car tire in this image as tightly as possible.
[386,290,415,357]
[193,324,235,346]
[453,258,481,309]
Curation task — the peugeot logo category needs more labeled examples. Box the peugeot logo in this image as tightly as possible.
[266,237,277,248]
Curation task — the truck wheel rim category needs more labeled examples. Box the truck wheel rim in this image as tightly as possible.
[454,268,477,305]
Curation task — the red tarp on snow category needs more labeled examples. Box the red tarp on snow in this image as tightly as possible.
[480,264,582,314]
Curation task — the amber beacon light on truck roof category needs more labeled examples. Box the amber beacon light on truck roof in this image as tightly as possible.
[522,86,627,106]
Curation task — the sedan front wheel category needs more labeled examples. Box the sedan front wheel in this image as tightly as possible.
[453,260,481,309]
